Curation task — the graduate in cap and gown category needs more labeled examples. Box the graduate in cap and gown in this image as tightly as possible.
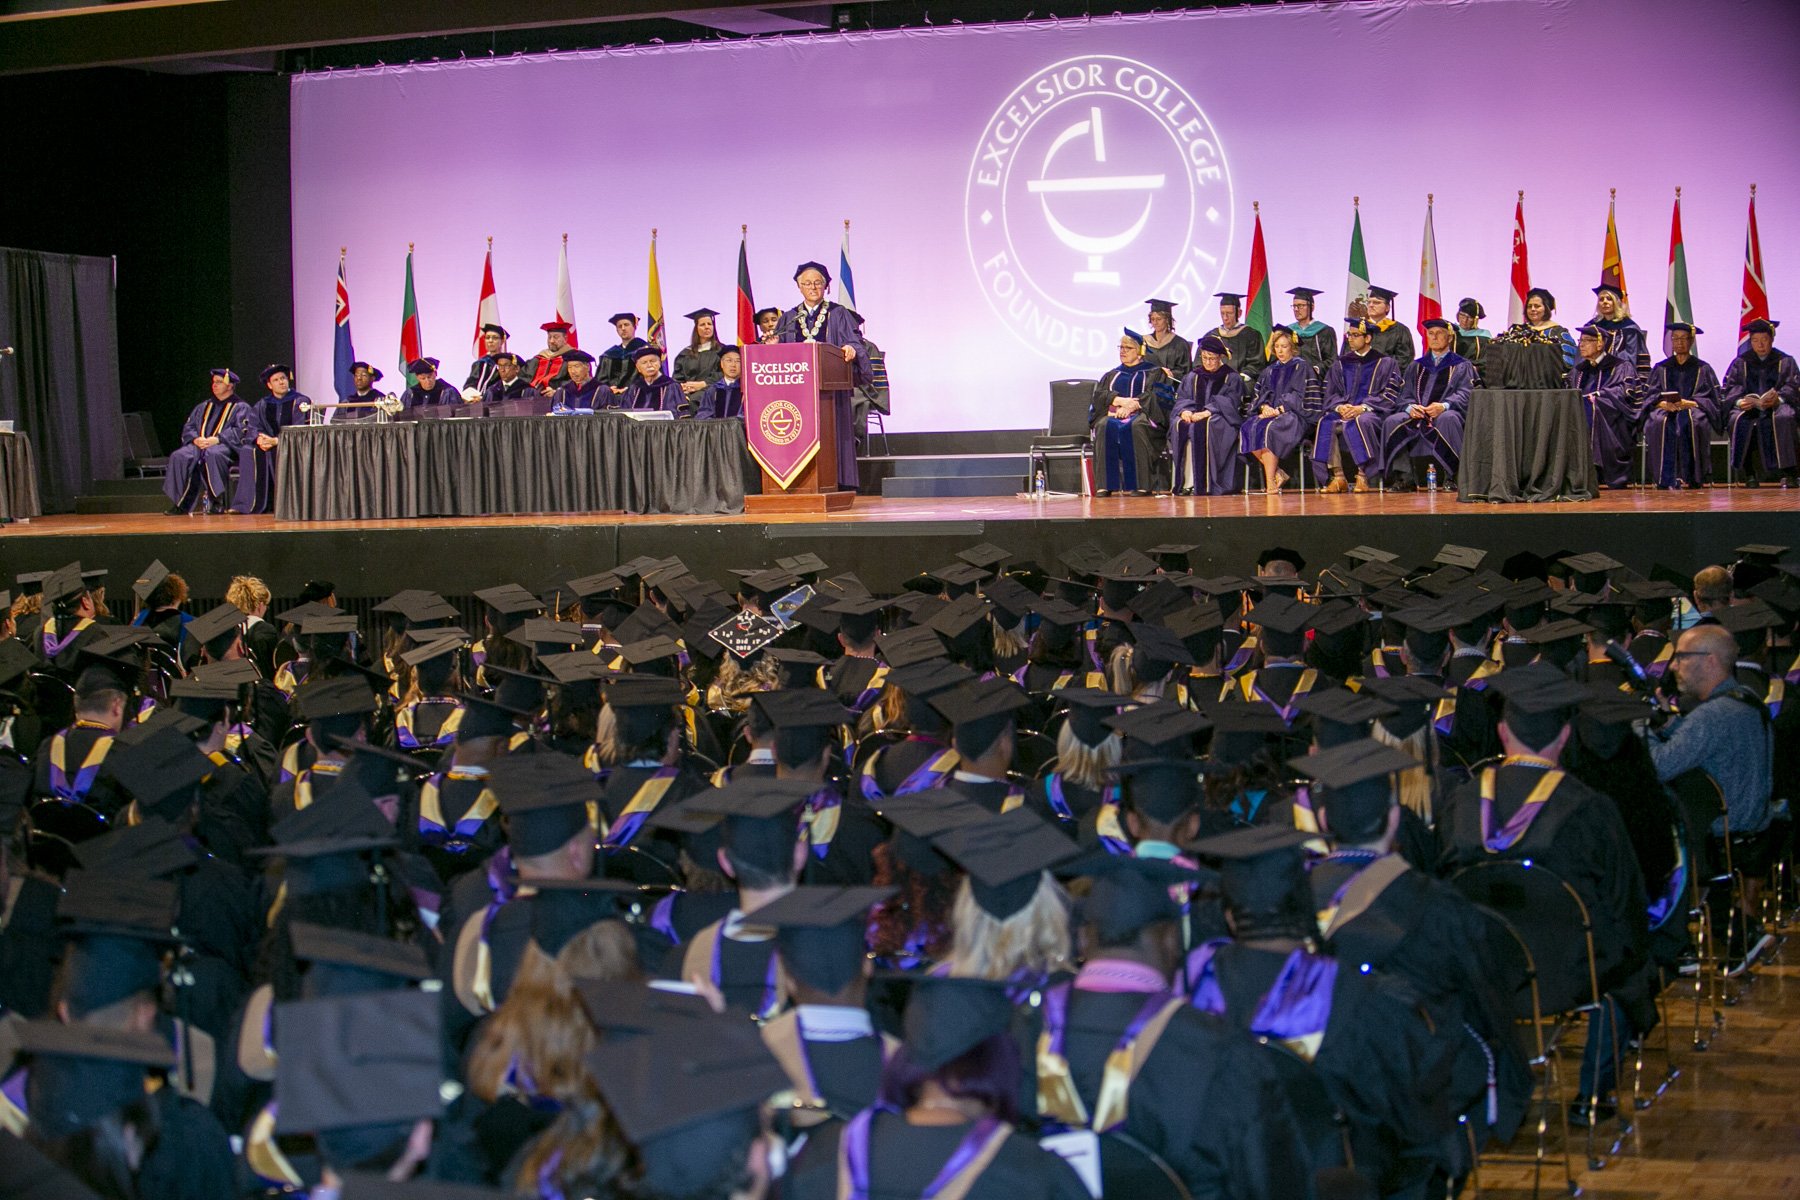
[1314,320,1402,492]
[776,261,869,490]
[343,362,390,421]
[479,352,535,404]
[399,358,461,409]
[691,344,745,418]
[673,307,727,404]
[614,345,685,413]
[525,320,576,393]
[1382,318,1474,489]
[232,363,308,515]
[1721,318,1800,485]
[597,313,650,392]
[1453,297,1493,380]
[749,689,886,888]
[1362,285,1415,367]
[1203,292,1267,386]
[547,349,604,412]
[1140,298,1192,421]
[1089,329,1162,497]
[1642,323,1722,489]
[1588,283,1648,369]
[462,323,511,395]
[1285,287,1338,372]
[1240,326,1312,494]
[1170,336,1246,496]
[164,369,251,515]
[1570,323,1640,489]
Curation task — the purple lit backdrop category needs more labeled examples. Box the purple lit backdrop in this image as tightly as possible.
[292,0,1800,433]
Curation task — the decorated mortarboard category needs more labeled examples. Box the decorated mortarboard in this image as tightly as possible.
[707,610,785,660]
[1243,594,1312,634]
[273,989,444,1135]
[1344,546,1400,565]
[933,807,1079,919]
[769,582,816,628]
[1103,701,1212,750]
[1127,621,1196,667]
[1435,545,1488,571]
[473,584,545,616]
[885,659,975,698]
[746,885,897,993]
[928,676,1030,729]
[877,624,948,668]
[130,559,170,602]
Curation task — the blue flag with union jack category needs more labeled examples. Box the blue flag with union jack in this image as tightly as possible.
[333,255,357,402]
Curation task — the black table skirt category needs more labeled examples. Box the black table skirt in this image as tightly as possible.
[1458,389,1596,503]
[0,432,43,519]
[275,415,747,519]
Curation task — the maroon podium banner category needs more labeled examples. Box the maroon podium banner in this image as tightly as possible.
[743,343,823,489]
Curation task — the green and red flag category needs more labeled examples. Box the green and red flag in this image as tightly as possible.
[399,244,422,388]
[1662,188,1692,357]
[1245,202,1272,346]
[1344,199,1370,321]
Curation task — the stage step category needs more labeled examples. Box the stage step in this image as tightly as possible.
[875,454,1028,498]
[74,477,169,514]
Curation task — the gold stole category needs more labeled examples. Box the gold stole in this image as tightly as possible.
[1316,854,1412,937]
[1036,995,1185,1132]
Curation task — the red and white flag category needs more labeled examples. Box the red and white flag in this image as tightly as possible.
[1740,185,1768,347]
[1416,196,1442,334]
[471,239,501,357]
[555,234,579,348]
[1507,192,1531,327]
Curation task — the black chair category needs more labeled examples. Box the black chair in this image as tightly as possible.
[1667,768,1740,1036]
[851,726,909,774]
[1012,731,1058,779]
[24,674,74,736]
[1099,1129,1194,1200]
[1029,380,1097,496]
[121,412,170,478]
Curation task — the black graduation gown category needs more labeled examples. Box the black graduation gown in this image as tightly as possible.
[864,737,954,799]
[598,762,711,874]
[481,377,536,404]
[673,343,725,389]
[797,1029,885,1117]
[786,1111,1090,1200]
[1369,320,1416,367]
[32,725,129,818]
[1205,326,1268,385]
[941,774,1056,826]
[826,656,883,708]
[135,1082,240,1200]
[1290,323,1338,373]
[0,876,63,1017]
[173,854,262,1038]
[1057,988,1314,1199]
[802,787,888,888]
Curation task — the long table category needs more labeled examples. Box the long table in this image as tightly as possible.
[1457,388,1597,503]
[274,414,749,520]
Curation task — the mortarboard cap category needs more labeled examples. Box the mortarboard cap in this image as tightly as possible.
[473,585,546,616]
[529,878,641,957]
[928,676,1030,732]
[1186,823,1314,914]
[290,921,431,985]
[293,676,380,722]
[877,624,947,668]
[406,358,440,376]
[1066,850,1199,942]
[1127,621,1196,668]
[298,613,359,637]
[932,807,1079,917]
[1367,285,1398,301]
[1486,664,1592,712]
[752,689,854,731]
[485,753,599,857]
[894,975,1016,1072]
[885,659,975,699]
[274,990,444,1135]
[1344,546,1400,565]
[1287,287,1322,300]
[1520,618,1594,646]
[619,636,683,667]
[186,602,248,647]
[1103,701,1211,753]
[1244,595,1312,635]
[13,1021,174,1138]
[1435,545,1488,570]
[707,610,785,660]
[73,815,200,879]
[748,885,896,994]
[399,635,466,669]
[131,560,170,602]
[101,727,213,818]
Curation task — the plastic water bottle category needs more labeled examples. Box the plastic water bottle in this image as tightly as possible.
[1426,463,1438,493]
[1033,467,1047,498]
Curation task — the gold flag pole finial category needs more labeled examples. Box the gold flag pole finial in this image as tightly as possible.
[408,242,414,253]
[1427,193,1433,205]
[562,232,568,246]
[1751,183,1757,198]
[1675,186,1681,199]
[742,224,748,236]
[1517,189,1524,201]
[487,236,492,249]
[652,228,658,241]
[1610,187,1616,201]
[1353,195,1360,208]
[1253,200,1259,213]
[844,219,850,231]
[339,246,346,261]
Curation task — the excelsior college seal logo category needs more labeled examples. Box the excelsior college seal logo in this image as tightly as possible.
[965,55,1233,371]
[760,399,804,446]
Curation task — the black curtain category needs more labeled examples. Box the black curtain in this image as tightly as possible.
[0,246,124,511]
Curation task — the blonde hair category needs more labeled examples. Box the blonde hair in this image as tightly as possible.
[226,576,271,615]
[467,920,641,1106]
[1372,718,1437,825]
[991,616,1030,661]
[857,685,904,741]
[1055,722,1121,789]
[705,653,780,714]
[1108,642,1169,701]
[590,704,620,767]
[944,873,1071,981]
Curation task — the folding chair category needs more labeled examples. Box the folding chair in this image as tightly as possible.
[1029,380,1098,497]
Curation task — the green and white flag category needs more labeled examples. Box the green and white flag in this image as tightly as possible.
[1344,200,1370,321]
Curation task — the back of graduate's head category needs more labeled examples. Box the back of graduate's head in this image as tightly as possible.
[951,713,1013,765]
[773,725,832,772]
[719,812,803,892]
[1500,701,1570,756]
[145,573,189,612]
[74,667,129,717]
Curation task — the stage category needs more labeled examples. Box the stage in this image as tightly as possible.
[5,488,1796,604]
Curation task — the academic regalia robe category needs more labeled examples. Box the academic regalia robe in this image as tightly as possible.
[776,301,869,489]
[550,378,605,412]
[668,909,785,1016]
[940,772,1057,825]
[401,379,462,410]
[463,355,506,393]
[1641,355,1722,487]
[526,348,575,392]
[1089,362,1160,493]
[416,765,505,884]
[1570,353,1639,488]
[1314,352,1401,482]
[1591,317,1648,369]
[692,378,743,419]
[1487,324,1576,389]
[1289,321,1337,373]
[785,1110,1090,1200]
[1140,333,1192,422]
[859,735,956,804]
[232,392,307,514]
[1384,352,1474,478]
[672,343,725,391]
[481,376,536,404]
[1720,347,1800,475]
[165,396,252,512]
[1240,356,1311,464]
[1368,319,1415,367]
[33,723,127,816]
[1204,325,1267,386]
[1170,366,1245,495]
[617,375,685,413]
[1454,329,1492,382]
[801,786,887,888]
[824,655,884,711]
[595,339,648,390]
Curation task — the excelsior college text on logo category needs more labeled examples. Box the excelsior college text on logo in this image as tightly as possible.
[965,55,1234,371]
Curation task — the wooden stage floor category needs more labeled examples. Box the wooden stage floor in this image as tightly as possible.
[9,485,1798,537]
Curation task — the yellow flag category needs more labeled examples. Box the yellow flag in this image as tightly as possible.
[647,230,665,350]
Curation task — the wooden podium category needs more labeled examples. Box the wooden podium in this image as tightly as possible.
[743,342,856,514]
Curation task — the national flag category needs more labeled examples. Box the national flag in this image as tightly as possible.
[736,227,757,348]
[1244,201,1272,343]
[1662,188,1692,357]
[554,234,578,348]
[1740,184,1768,347]
[837,220,858,314]
[1599,189,1629,306]
[333,251,356,406]
[398,244,422,389]
[646,230,665,351]
[1416,195,1442,334]
[1508,192,1531,328]
[472,238,500,357]
[1344,199,1370,321]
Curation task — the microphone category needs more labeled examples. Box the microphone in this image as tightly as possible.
[1604,642,1655,694]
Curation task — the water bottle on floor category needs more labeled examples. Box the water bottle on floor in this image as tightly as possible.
[1426,463,1438,493]
[1034,466,1047,498]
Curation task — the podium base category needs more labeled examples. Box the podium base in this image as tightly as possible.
[744,491,856,515]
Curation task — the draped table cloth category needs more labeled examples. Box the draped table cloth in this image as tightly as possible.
[1457,389,1596,503]
[0,431,43,519]
[274,415,747,520]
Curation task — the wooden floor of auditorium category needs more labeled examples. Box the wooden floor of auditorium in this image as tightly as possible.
[10,485,1799,535]
[1482,939,1798,1199]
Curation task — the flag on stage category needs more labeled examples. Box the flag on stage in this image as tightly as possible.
[1599,189,1629,306]
[736,228,756,348]
[647,230,665,351]
[1344,199,1370,321]
[1739,184,1767,347]
[555,234,578,348]
[1416,196,1442,334]
[1662,188,1692,357]
[1508,193,1531,328]
[1245,202,1272,344]
[399,244,422,389]
[472,239,500,358]
[837,220,857,314]
[333,251,356,412]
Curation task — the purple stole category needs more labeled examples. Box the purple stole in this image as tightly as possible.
[46,723,115,802]
[858,738,957,803]
[599,766,681,849]
[839,1109,1008,1200]
[1478,761,1564,852]
[1186,939,1338,1060]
